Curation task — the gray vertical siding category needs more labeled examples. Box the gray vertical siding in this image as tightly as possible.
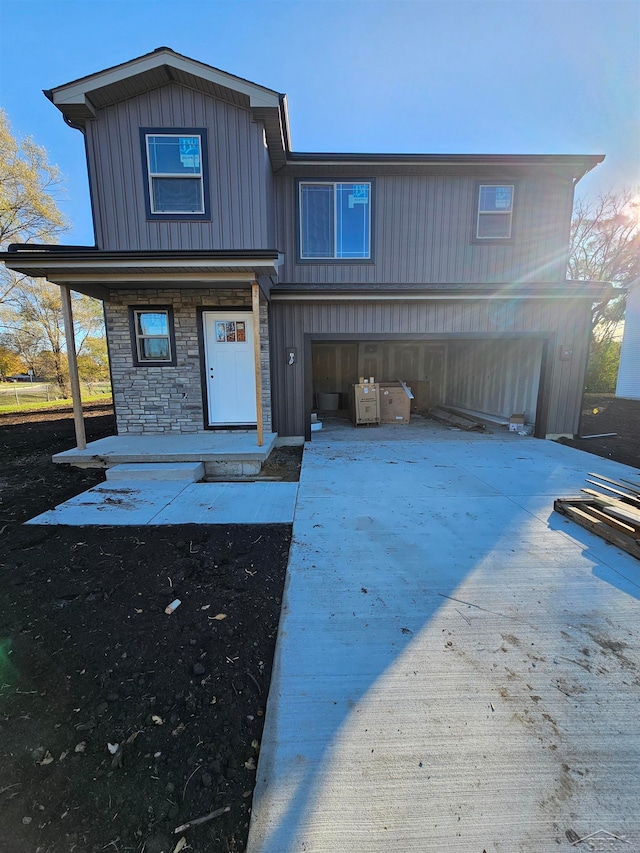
[270,297,592,438]
[274,173,574,284]
[86,84,273,251]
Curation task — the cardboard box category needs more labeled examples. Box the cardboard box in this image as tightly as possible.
[509,413,526,432]
[406,379,430,414]
[379,381,413,424]
[351,383,380,425]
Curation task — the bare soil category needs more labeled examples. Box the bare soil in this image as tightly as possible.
[0,406,294,853]
[557,393,640,471]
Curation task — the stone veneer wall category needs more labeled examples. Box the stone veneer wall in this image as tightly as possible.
[104,288,272,435]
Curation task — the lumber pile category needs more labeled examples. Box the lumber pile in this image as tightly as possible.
[555,472,640,560]
[428,406,485,432]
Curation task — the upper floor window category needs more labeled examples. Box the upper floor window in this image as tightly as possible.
[130,307,177,366]
[476,184,514,239]
[299,181,372,260]
[141,128,210,219]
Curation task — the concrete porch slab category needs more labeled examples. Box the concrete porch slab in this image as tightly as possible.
[26,480,298,526]
[52,431,278,468]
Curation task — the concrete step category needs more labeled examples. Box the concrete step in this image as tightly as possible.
[105,462,204,482]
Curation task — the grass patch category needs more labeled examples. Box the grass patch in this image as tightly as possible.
[0,394,113,415]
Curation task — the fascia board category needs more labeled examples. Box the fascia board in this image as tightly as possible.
[50,52,281,109]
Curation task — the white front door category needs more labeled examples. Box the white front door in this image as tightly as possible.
[203,311,257,426]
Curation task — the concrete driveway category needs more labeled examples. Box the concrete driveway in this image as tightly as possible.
[248,422,640,853]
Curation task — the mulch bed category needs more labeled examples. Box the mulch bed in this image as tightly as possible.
[0,407,293,853]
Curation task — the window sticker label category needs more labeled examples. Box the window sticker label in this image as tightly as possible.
[494,187,512,209]
[179,137,200,169]
[349,184,370,207]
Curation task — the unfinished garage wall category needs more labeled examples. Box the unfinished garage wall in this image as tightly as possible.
[312,341,445,410]
[445,339,543,422]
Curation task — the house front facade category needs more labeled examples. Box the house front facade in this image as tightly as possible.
[4,48,610,442]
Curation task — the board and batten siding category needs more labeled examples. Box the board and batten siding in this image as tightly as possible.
[616,282,640,400]
[85,83,275,251]
[274,173,574,284]
[270,297,591,438]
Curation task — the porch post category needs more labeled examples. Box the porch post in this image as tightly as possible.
[251,282,264,447]
[60,284,87,450]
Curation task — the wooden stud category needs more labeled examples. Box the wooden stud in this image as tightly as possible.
[251,282,263,447]
[60,285,87,450]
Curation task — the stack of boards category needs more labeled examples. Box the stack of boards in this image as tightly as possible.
[555,472,640,561]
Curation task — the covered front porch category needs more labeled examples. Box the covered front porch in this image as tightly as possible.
[2,245,283,452]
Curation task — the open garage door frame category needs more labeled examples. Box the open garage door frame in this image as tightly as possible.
[303,331,556,441]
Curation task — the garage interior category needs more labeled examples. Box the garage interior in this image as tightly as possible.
[311,339,544,428]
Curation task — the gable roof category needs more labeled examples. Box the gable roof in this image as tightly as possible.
[45,46,291,168]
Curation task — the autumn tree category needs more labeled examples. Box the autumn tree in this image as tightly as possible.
[0,110,108,395]
[2,279,104,396]
[0,342,25,378]
[568,188,640,340]
[567,189,640,393]
[0,109,68,302]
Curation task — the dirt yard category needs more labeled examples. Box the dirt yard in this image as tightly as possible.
[557,393,640,470]
[0,406,294,853]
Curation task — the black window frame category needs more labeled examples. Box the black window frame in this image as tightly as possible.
[129,306,177,367]
[472,181,517,243]
[296,178,375,263]
[140,127,211,221]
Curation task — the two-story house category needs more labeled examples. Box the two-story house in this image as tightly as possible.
[4,47,610,449]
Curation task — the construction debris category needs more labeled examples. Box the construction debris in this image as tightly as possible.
[555,472,640,560]
[428,406,486,432]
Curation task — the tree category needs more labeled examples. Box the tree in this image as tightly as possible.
[568,188,640,344]
[2,279,104,396]
[0,110,107,395]
[0,109,68,303]
[0,343,25,378]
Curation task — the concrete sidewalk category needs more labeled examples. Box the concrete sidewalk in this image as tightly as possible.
[248,425,640,852]
[27,480,298,525]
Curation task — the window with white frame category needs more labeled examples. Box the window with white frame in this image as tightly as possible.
[476,184,514,239]
[299,181,372,259]
[143,131,207,216]
[131,308,175,364]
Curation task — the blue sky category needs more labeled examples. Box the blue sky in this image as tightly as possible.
[1,0,638,245]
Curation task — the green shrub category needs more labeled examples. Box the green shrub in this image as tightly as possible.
[585,338,621,393]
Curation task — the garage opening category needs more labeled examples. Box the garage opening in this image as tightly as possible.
[311,338,543,430]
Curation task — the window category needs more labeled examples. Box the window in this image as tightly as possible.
[130,308,176,365]
[141,129,209,219]
[476,184,514,239]
[299,181,372,259]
